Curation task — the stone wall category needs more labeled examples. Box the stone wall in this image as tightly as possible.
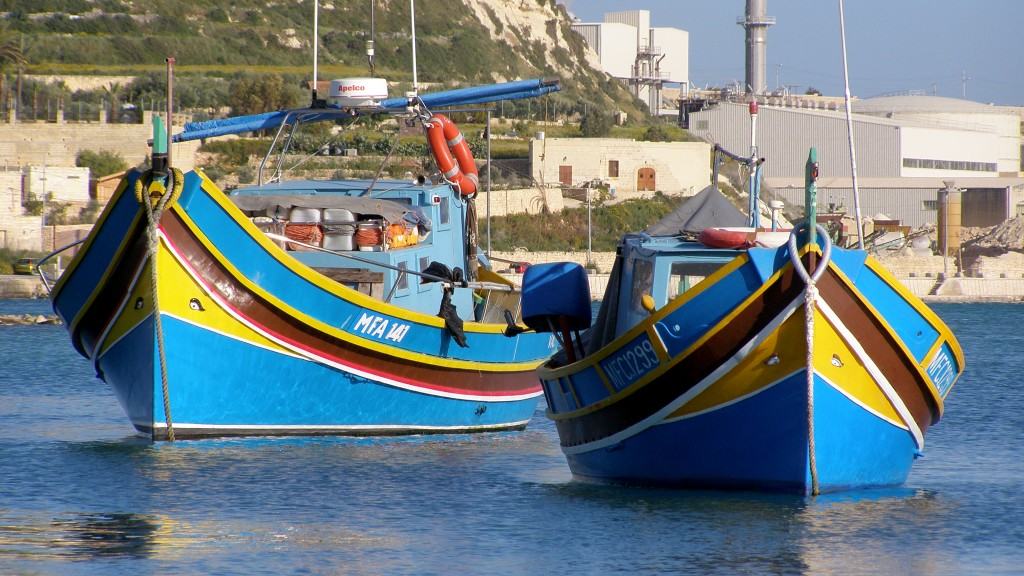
[475,187,564,217]
[490,250,618,274]
[0,112,200,171]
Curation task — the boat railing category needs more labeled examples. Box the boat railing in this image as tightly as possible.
[265,233,515,295]
[34,238,87,295]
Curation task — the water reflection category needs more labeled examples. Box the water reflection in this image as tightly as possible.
[535,481,958,575]
[0,512,165,560]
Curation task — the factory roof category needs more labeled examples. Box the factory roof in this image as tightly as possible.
[853,95,1016,115]
[765,176,1024,190]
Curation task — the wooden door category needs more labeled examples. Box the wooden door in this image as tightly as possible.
[637,167,656,191]
[559,165,573,187]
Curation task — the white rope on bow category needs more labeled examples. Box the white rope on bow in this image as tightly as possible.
[787,223,832,496]
[136,168,183,441]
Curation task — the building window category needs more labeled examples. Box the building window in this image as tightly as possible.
[608,160,619,178]
[695,120,709,131]
[902,157,996,173]
[922,200,938,211]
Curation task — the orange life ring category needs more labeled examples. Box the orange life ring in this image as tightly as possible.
[426,114,478,197]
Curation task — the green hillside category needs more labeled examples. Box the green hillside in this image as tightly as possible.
[1,0,647,119]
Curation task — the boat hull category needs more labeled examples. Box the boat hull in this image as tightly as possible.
[565,371,916,493]
[53,170,552,439]
[539,243,963,493]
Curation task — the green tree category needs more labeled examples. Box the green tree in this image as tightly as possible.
[76,149,129,179]
[0,25,27,113]
[579,110,612,137]
[228,74,303,117]
[641,124,672,142]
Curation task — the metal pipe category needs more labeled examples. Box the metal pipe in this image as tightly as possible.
[166,57,174,168]
[410,0,418,94]
[838,0,864,249]
[264,233,516,292]
[312,0,320,101]
[486,109,492,255]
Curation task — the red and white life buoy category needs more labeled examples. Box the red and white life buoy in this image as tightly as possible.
[699,227,792,249]
[699,227,755,249]
[426,114,479,197]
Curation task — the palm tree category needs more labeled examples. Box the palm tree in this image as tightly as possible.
[103,82,124,122]
[0,26,27,116]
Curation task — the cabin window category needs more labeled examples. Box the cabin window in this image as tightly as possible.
[668,261,727,300]
[630,259,654,315]
[439,197,450,225]
[418,256,432,292]
[397,262,410,291]
[608,160,619,178]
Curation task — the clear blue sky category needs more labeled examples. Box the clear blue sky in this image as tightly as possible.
[562,1,1024,106]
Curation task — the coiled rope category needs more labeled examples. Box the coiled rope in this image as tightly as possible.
[787,223,832,496]
[135,168,184,441]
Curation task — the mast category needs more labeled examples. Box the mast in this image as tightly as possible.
[312,0,320,104]
[838,0,864,248]
[410,0,419,94]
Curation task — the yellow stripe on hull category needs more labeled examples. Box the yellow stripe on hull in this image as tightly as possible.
[667,304,806,419]
[811,308,905,427]
[99,239,293,358]
[665,304,905,429]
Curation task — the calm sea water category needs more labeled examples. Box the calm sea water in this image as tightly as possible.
[1,299,1021,575]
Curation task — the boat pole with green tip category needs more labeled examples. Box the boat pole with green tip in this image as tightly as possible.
[805,147,818,247]
[151,114,168,176]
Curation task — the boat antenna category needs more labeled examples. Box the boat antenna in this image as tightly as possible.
[838,0,864,248]
[409,0,419,95]
[311,0,320,105]
[367,0,376,75]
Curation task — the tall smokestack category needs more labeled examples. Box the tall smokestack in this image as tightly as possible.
[738,0,774,95]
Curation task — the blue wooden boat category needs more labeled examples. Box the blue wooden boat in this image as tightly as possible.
[521,149,964,494]
[44,80,560,440]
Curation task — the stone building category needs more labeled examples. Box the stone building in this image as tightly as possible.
[530,138,710,196]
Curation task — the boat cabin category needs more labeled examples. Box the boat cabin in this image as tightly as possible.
[610,234,740,340]
[230,178,482,321]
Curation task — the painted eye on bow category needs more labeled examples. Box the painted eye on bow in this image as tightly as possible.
[189,298,205,311]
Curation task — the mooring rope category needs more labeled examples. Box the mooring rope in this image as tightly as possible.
[787,224,832,496]
[136,168,184,441]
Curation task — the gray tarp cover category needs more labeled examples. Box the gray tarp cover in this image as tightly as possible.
[644,185,748,236]
[230,194,412,224]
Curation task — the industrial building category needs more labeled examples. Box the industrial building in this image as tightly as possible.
[570,10,689,114]
[764,176,1024,229]
[687,95,1024,228]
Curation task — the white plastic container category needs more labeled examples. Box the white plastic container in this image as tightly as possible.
[289,207,322,223]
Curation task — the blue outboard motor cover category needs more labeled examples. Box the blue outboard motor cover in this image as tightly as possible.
[520,262,591,332]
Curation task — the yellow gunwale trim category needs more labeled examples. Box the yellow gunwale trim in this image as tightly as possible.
[829,257,950,415]
[51,175,134,300]
[921,337,963,401]
[543,247,807,422]
[538,252,751,380]
[564,377,583,410]
[166,207,540,373]
[593,365,616,394]
[647,325,670,363]
[66,212,146,338]
[194,173,516,335]
[863,256,965,368]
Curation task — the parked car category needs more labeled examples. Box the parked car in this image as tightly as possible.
[12,258,37,275]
